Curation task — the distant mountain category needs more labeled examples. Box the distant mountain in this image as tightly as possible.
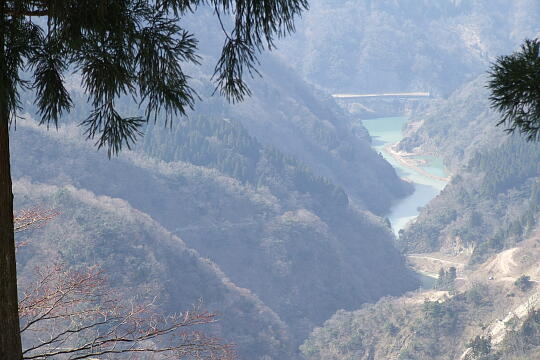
[132,54,412,215]
[146,6,414,213]
[219,56,413,214]
[278,0,540,96]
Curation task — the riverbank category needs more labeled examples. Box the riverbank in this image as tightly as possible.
[361,116,448,234]
[384,144,450,183]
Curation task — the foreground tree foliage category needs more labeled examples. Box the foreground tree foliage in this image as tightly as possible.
[488,39,540,141]
[0,1,308,358]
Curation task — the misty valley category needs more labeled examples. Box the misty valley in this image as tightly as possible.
[3,1,540,360]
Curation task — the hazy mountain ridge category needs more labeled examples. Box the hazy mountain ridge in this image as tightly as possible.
[228,57,413,214]
[31,54,411,215]
[132,55,412,215]
[278,0,540,96]
[136,7,414,214]
[11,35,420,352]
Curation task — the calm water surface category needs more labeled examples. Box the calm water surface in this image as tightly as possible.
[362,116,448,234]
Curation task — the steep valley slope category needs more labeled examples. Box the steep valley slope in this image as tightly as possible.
[12,50,419,355]
[398,76,540,264]
[15,180,296,360]
[300,60,540,360]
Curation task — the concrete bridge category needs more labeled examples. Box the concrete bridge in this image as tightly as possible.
[331,92,431,117]
[331,92,430,99]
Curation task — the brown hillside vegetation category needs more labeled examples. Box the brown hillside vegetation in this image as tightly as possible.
[302,227,540,360]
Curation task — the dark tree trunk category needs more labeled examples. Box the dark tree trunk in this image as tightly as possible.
[0,119,21,360]
[0,1,23,358]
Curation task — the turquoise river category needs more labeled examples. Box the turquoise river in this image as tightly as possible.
[362,116,448,234]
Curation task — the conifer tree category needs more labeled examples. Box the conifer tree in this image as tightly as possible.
[488,38,540,141]
[0,1,308,358]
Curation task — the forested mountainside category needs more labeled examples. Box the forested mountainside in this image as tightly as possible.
[94,6,413,214]
[397,76,507,171]
[14,181,295,360]
[200,56,413,214]
[278,0,540,96]
[396,77,540,263]
[138,67,411,216]
[303,222,540,360]
[298,29,540,356]
[302,288,497,360]
[11,113,418,350]
[37,58,411,215]
[9,8,424,355]
[399,135,540,262]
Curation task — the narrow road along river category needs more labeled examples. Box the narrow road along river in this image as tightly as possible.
[362,116,448,234]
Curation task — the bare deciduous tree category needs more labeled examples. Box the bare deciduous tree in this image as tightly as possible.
[19,264,234,360]
[16,208,234,359]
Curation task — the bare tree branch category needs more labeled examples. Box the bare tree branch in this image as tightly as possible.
[15,207,234,359]
[19,263,235,360]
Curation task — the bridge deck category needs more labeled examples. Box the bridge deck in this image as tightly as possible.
[332,92,430,99]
